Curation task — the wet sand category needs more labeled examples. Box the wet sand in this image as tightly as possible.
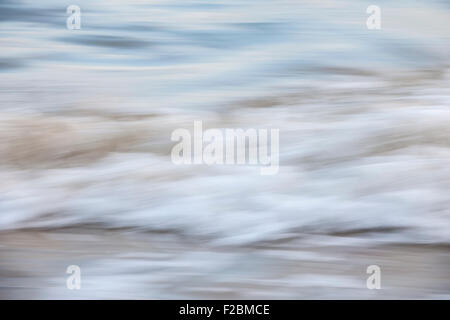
[0,228,448,299]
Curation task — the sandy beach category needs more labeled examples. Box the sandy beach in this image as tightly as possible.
[1,228,448,299]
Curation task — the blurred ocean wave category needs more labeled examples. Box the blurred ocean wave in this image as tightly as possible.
[0,0,450,298]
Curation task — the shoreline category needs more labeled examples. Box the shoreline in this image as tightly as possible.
[1,228,448,299]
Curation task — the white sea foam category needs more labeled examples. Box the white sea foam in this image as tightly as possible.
[1,0,450,247]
